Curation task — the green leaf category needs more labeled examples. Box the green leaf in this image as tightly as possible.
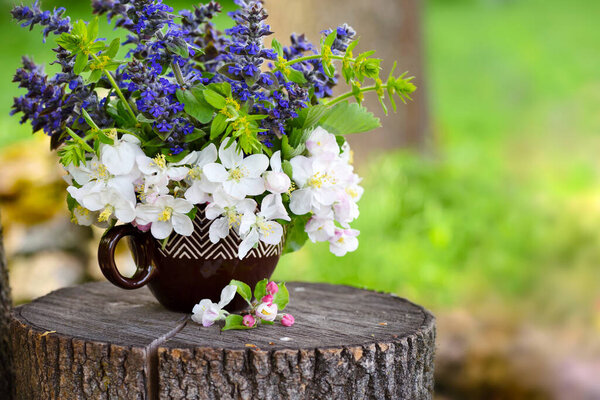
[183,129,206,143]
[207,82,232,98]
[273,282,289,310]
[210,113,228,139]
[324,30,337,48]
[176,88,214,124]
[203,89,227,109]
[319,101,381,135]
[222,314,251,331]
[253,279,268,301]
[55,33,79,52]
[230,280,252,305]
[282,160,293,179]
[281,135,305,159]
[87,69,103,84]
[166,38,189,58]
[272,38,284,58]
[74,52,88,75]
[87,17,99,41]
[106,38,120,59]
[283,214,311,254]
[287,68,307,84]
[136,114,155,124]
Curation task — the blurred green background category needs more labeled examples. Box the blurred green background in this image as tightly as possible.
[2,0,600,398]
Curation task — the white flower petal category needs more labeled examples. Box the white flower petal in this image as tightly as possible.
[203,163,229,183]
[151,220,173,239]
[241,154,269,177]
[196,143,218,167]
[219,140,243,169]
[209,217,229,243]
[218,285,237,309]
[171,198,194,214]
[242,177,265,196]
[270,150,282,172]
[260,221,283,245]
[238,228,259,259]
[172,213,194,236]
[289,189,312,215]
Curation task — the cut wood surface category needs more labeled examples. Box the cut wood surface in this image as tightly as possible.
[9,281,435,399]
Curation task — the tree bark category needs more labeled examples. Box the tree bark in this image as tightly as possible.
[9,282,435,399]
[265,0,431,163]
[0,211,14,398]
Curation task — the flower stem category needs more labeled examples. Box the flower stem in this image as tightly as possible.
[283,54,346,67]
[90,54,137,121]
[322,84,385,107]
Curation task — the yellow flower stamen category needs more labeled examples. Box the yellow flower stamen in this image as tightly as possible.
[98,205,115,222]
[152,154,167,169]
[308,172,334,188]
[229,167,248,182]
[187,166,203,180]
[158,207,173,222]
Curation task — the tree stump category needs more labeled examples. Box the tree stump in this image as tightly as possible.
[9,281,435,399]
[0,212,14,398]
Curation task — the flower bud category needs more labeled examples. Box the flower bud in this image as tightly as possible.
[261,294,273,305]
[266,281,279,295]
[255,302,278,322]
[281,314,295,327]
[264,171,291,194]
[242,314,256,328]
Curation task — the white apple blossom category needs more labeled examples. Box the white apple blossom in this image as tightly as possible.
[71,205,97,226]
[66,156,138,204]
[205,190,257,243]
[136,152,197,202]
[184,144,219,204]
[263,150,291,194]
[203,140,269,199]
[68,186,136,223]
[289,155,338,216]
[238,194,287,259]
[100,134,145,176]
[333,193,360,227]
[191,284,237,327]
[329,228,360,257]
[304,215,336,243]
[135,195,194,239]
[305,126,340,158]
[255,302,278,322]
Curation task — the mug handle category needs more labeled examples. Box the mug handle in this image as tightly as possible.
[98,224,157,290]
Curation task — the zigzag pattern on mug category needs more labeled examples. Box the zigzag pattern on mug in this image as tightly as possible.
[157,215,283,260]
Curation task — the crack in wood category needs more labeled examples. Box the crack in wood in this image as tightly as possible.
[145,315,189,400]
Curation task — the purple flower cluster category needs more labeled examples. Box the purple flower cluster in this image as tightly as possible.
[11,0,71,42]
[11,57,66,136]
[283,34,334,99]
[259,82,308,137]
[92,0,173,40]
[11,56,110,142]
[124,60,193,154]
[179,2,226,73]
[322,24,357,55]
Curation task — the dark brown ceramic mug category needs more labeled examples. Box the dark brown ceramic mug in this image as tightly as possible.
[98,208,283,313]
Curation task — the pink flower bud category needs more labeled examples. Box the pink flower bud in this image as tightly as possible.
[243,314,255,328]
[133,221,151,232]
[261,294,273,305]
[266,281,279,295]
[281,314,295,327]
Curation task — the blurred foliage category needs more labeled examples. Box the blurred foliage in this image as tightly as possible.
[274,0,600,326]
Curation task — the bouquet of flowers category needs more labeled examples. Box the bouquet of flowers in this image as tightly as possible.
[10,0,416,260]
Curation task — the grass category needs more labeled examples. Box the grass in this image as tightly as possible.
[2,0,600,323]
